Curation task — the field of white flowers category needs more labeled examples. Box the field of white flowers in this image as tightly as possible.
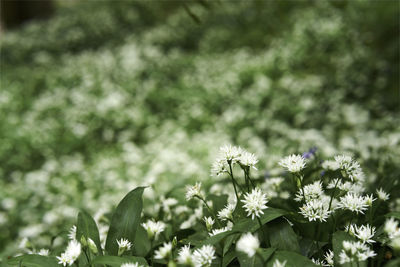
[0,1,399,266]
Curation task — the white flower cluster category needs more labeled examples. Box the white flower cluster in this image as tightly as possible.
[209,225,232,237]
[236,232,259,257]
[154,242,172,260]
[337,192,370,214]
[295,181,323,202]
[278,154,306,173]
[56,240,81,266]
[141,219,166,240]
[346,224,376,244]
[241,188,269,220]
[384,218,400,250]
[177,245,216,267]
[217,203,236,221]
[186,182,205,201]
[334,155,365,182]
[211,145,258,176]
[117,238,132,256]
[261,177,289,199]
[339,240,376,264]
[299,199,331,222]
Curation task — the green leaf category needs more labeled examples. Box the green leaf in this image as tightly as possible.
[7,255,58,267]
[266,250,318,267]
[268,218,300,253]
[132,225,151,257]
[233,208,286,233]
[385,212,400,220]
[92,255,148,266]
[76,210,103,255]
[222,250,237,267]
[105,187,146,255]
[332,231,354,267]
[209,194,228,214]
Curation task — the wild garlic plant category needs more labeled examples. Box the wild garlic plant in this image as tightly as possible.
[8,145,399,266]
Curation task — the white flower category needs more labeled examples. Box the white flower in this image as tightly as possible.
[334,155,365,182]
[339,240,376,264]
[311,258,325,266]
[217,203,235,221]
[337,192,369,214]
[241,188,269,220]
[37,248,49,256]
[141,220,166,240]
[177,245,193,265]
[272,259,287,267]
[87,238,98,254]
[211,157,228,177]
[322,160,340,171]
[57,240,81,266]
[354,224,376,244]
[364,194,376,206]
[192,245,216,267]
[384,218,400,239]
[68,225,77,240]
[279,154,306,173]
[154,242,172,260]
[186,182,204,201]
[219,145,243,163]
[376,188,390,201]
[236,232,259,257]
[299,199,331,222]
[117,238,132,255]
[209,226,232,236]
[295,181,323,202]
[121,263,142,267]
[239,151,258,170]
[324,250,334,266]
[203,217,214,231]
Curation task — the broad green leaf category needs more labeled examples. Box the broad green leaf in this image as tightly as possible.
[189,230,235,246]
[76,210,102,255]
[232,208,286,233]
[223,233,240,255]
[268,218,300,253]
[105,187,146,255]
[266,250,318,267]
[92,255,148,266]
[133,225,151,257]
[209,194,228,214]
[7,255,58,267]
[236,248,275,267]
[222,250,237,267]
[385,258,400,266]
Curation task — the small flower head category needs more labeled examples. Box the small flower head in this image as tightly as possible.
[177,245,193,266]
[57,240,81,266]
[241,188,269,220]
[334,155,365,182]
[186,182,204,201]
[324,250,334,266]
[239,151,258,170]
[384,218,400,239]
[376,188,390,201]
[154,242,173,260]
[141,220,166,240]
[87,238,98,254]
[339,240,376,264]
[117,238,132,255]
[68,225,77,240]
[279,154,306,173]
[236,232,259,257]
[299,199,331,222]
[193,245,216,267]
[203,217,215,231]
[209,226,232,236]
[337,192,369,214]
[217,203,235,221]
[354,224,376,244]
[295,181,323,202]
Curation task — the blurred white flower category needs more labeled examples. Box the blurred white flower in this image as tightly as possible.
[193,245,216,267]
[272,259,287,267]
[141,220,166,240]
[203,217,214,231]
[236,232,259,257]
[279,154,306,173]
[239,151,258,170]
[186,182,204,201]
[57,240,81,266]
[209,226,231,237]
[324,250,334,266]
[384,218,400,239]
[177,245,193,266]
[217,203,235,221]
[376,188,390,201]
[339,240,376,264]
[154,242,172,260]
[337,192,369,214]
[117,238,132,255]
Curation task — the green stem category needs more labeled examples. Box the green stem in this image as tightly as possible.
[83,249,91,266]
[197,196,222,227]
[328,178,340,211]
[228,162,240,201]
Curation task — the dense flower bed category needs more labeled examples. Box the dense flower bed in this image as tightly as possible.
[0,1,399,265]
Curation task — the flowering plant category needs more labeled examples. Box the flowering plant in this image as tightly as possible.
[7,145,399,266]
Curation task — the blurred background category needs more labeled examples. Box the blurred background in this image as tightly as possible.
[0,0,399,259]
